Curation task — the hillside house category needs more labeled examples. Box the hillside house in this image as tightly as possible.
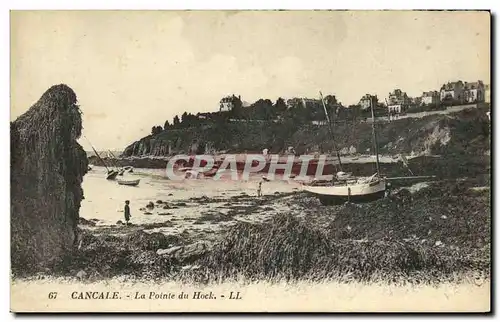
[387,89,410,114]
[410,96,422,106]
[286,97,305,109]
[219,97,233,112]
[301,98,322,108]
[219,95,241,112]
[421,91,440,106]
[463,81,485,103]
[358,94,377,110]
[196,112,212,120]
[440,81,464,103]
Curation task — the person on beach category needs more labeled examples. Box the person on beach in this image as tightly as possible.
[257,181,263,197]
[385,183,392,199]
[124,200,131,225]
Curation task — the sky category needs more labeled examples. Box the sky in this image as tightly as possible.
[10,10,490,150]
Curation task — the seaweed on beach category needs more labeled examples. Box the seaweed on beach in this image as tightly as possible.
[300,180,491,248]
[201,212,490,283]
[50,229,183,279]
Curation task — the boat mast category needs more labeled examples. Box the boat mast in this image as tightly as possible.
[370,96,381,176]
[319,91,343,172]
[107,150,121,170]
[83,135,110,172]
[91,146,110,172]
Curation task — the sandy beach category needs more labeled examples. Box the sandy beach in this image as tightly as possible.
[82,166,301,226]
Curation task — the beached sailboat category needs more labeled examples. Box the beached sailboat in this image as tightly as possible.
[106,151,134,175]
[106,169,119,180]
[84,135,119,180]
[107,150,126,176]
[305,173,387,205]
[303,93,387,205]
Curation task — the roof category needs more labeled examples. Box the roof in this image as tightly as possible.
[360,94,377,100]
[440,81,464,91]
[464,81,484,90]
[422,91,438,97]
[389,90,407,98]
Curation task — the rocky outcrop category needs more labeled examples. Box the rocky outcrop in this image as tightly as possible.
[123,137,174,157]
[11,84,88,272]
[121,106,490,159]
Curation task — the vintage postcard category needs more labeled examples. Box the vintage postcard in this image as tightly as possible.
[10,10,491,313]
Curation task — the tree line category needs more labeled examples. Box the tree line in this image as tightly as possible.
[150,94,389,135]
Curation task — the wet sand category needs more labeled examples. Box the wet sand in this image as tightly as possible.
[81,166,490,246]
[81,166,302,241]
[11,160,491,312]
[53,166,489,290]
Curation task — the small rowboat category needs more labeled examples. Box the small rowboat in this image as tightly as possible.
[123,166,134,173]
[117,178,140,186]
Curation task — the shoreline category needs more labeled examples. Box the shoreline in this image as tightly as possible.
[90,153,423,167]
[13,177,490,287]
[87,154,490,183]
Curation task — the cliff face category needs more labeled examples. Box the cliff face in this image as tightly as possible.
[122,106,490,158]
[11,84,88,272]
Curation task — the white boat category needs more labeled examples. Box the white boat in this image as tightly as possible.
[123,166,134,173]
[303,173,386,205]
[302,92,387,205]
[117,178,140,186]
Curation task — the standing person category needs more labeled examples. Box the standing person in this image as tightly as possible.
[262,148,270,162]
[257,181,263,197]
[124,200,131,225]
[385,183,392,199]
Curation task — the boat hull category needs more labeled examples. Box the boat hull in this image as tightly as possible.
[123,166,134,173]
[106,170,119,180]
[316,189,385,205]
[303,179,386,205]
